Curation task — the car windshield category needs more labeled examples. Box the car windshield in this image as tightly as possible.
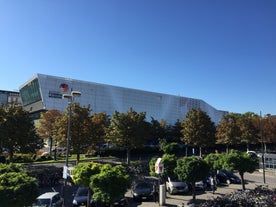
[136,182,152,189]
[33,198,50,206]
[76,188,88,196]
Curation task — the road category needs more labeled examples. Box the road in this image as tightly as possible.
[39,170,275,207]
[128,171,276,207]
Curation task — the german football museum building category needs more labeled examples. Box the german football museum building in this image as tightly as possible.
[19,74,227,124]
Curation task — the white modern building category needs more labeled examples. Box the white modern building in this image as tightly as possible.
[19,74,227,124]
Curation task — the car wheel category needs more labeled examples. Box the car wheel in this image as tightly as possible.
[226,179,231,185]
[168,188,173,195]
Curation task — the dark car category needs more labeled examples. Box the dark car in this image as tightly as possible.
[73,186,126,207]
[72,187,93,207]
[217,169,241,184]
[131,181,154,201]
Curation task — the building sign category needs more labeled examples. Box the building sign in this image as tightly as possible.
[60,83,69,92]
[155,157,164,174]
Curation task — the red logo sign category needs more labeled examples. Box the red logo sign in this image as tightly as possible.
[60,83,69,92]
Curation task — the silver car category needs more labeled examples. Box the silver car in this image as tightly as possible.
[32,192,63,207]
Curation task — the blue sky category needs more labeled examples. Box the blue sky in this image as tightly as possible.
[0,0,275,115]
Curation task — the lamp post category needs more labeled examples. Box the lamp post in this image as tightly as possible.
[62,91,81,187]
[260,111,266,184]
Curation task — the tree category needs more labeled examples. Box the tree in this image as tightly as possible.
[161,142,181,155]
[181,109,216,157]
[261,114,276,150]
[150,118,167,141]
[54,103,92,162]
[175,156,210,202]
[204,153,223,172]
[221,150,258,190]
[36,109,62,158]
[107,108,150,164]
[90,112,110,153]
[238,112,259,151]
[149,154,177,178]
[90,164,130,207]
[216,113,241,153]
[0,105,41,161]
[168,119,182,143]
[0,164,39,207]
[72,162,101,207]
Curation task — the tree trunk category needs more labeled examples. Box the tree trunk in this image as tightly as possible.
[87,188,92,207]
[126,148,131,165]
[199,147,202,157]
[239,172,246,190]
[49,137,53,157]
[77,153,80,164]
[192,182,196,202]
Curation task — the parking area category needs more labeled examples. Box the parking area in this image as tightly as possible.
[38,170,275,207]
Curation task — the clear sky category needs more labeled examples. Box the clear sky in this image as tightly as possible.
[0,0,275,115]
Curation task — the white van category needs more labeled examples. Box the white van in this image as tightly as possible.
[32,192,63,207]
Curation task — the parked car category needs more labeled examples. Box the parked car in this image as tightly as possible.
[217,169,241,184]
[166,177,189,194]
[131,181,154,201]
[73,186,127,207]
[188,181,206,191]
[32,192,63,207]
[72,187,93,207]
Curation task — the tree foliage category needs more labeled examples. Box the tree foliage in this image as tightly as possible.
[36,109,62,157]
[54,103,92,162]
[72,162,101,187]
[181,109,216,156]
[216,113,241,152]
[107,108,150,163]
[0,164,39,207]
[175,156,210,201]
[0,105,41,161]
[220,150,258,190]
[204,153,223,172]
[90,164,130,206]
[90,112,110,151]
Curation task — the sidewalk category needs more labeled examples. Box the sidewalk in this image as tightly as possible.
[135,171,276,207]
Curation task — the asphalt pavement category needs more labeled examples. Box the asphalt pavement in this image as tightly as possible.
[38,170,276,207]
[125,171,276,207]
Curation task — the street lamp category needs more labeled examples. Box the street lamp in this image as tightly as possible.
[259,111,266,184]
[62,91,81,186]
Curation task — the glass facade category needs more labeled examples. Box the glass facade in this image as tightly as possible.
[19,78,41,106]
[19,74,227,125]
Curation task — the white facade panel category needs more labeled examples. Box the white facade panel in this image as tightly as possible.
[19,74,227,125]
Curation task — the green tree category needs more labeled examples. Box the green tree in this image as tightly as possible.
[168,119,182,142]
[149,118,167,143]
[54,103,92,162]
[216,113,241,153]
[175,156,210,202]
[221,150,258,190]
[149,154,177,178]
[204,153,223,172]
[0,164,39,207]
[107,108,150,164]
[72,162,102,207]
[90,164,130,207]
[36,109,62,158]
[238,112,259,151]
[149,157,158,176]
[161,142,181,155]
[261,114,276,150]
[0,105,41,161]
[90,112,110,153]
[181,109,216,157]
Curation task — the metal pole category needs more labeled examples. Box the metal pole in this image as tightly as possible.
[260,111,266,184]
[64,99,72,187]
